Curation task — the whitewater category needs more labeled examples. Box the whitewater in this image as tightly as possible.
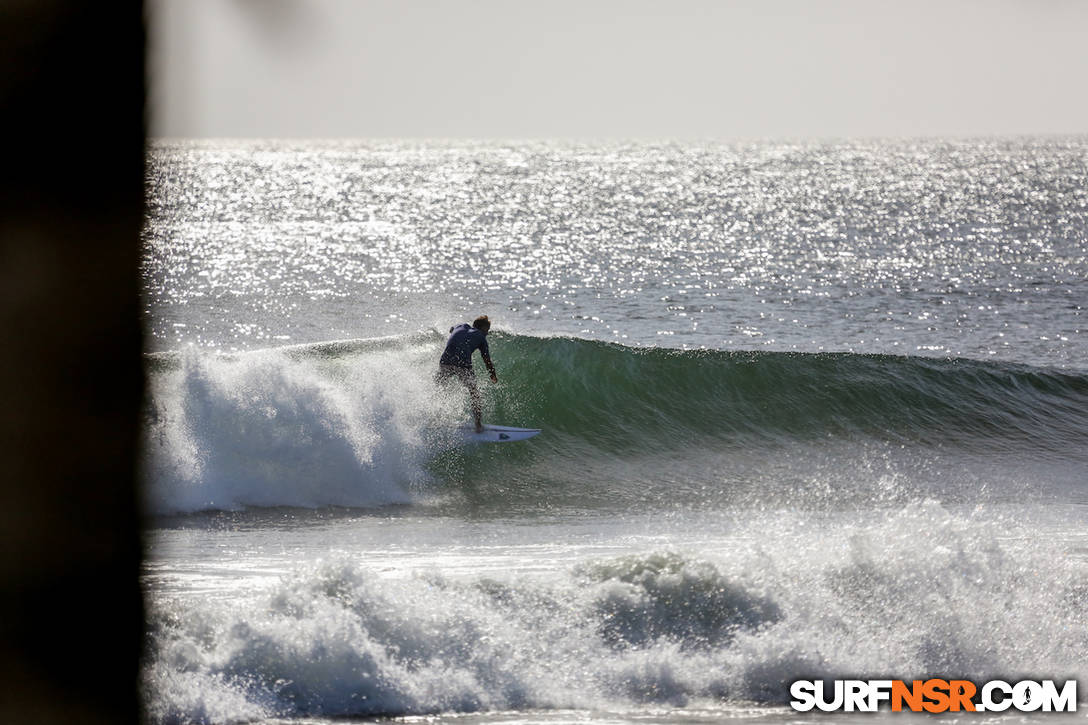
[141,138,1088,724]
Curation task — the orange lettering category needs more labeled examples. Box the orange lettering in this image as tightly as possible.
[892,680,924,712]
[949,680,976,712]
[922,679,951,713]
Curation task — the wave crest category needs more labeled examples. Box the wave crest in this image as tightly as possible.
[142,334,1088,514]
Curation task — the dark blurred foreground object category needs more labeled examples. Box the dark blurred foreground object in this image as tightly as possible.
[0,1,145,723]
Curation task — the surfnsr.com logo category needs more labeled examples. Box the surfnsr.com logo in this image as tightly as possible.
[790,679,1077,713]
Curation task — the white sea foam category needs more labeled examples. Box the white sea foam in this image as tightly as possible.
[138,138,1088,724]
[142,503,1088,722]
[142,343,465,514]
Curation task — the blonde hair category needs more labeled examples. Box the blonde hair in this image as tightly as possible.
[472,315,491,332]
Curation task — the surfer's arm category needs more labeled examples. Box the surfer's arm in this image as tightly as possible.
[481,351,498,382]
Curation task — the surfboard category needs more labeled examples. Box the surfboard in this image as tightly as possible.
[461,424,542,443]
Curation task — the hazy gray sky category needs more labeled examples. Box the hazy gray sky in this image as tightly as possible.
[149,0,1088,139]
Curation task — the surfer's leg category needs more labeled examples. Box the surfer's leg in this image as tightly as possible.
[468,380,483,433]
[443,365,484,432]
[456,367,483,432]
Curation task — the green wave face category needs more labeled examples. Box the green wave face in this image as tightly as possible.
[488,333,1088,451]
[143,334,1088,515]
[425,334,1088,513]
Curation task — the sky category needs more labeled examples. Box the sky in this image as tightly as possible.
[148,0,1088,139]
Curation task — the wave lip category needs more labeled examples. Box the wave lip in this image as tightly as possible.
[141,334,1088,514]
[141,343,449,514]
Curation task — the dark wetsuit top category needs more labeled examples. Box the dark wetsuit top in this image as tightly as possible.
[440,324,489,369]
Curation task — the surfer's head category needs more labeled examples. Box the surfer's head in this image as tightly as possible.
[472,315,491,333]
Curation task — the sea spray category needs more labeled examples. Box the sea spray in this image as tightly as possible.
[142,341,463,513]
[142,502,1088,722]
[143,334,1088,514]
[139,137,1088,725]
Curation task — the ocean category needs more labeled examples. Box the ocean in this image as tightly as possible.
[140,138,1088,724]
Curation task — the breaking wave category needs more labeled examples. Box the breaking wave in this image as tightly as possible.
[142,333,1088,514]
[142,502,1088,722]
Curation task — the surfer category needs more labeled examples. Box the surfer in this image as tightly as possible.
[438,315,498,433]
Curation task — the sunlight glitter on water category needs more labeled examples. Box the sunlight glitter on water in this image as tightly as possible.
[144,138,1086,366]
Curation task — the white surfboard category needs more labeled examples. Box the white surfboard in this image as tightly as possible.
[461,424,542,443]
